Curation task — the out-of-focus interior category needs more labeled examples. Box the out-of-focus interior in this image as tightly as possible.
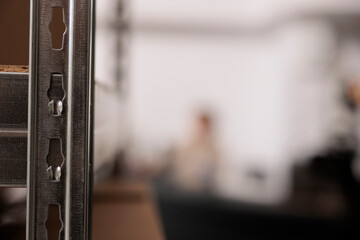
[2,0,360,239]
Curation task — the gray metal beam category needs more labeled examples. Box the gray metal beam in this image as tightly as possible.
[0,72,28,187]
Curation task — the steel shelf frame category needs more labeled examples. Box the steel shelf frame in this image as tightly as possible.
[0,0,94,239]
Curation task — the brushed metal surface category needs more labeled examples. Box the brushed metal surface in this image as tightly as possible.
[0,136,27,186]
[0,73,28,129]
[0,73,28,186]
[27,0,94,239]
[0,0,94,237]
[27,1,68,239]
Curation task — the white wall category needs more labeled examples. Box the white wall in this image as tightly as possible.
[127,19,338,203]
[129,0,344,203]
[95,0,355,203]
[131,0,360,28]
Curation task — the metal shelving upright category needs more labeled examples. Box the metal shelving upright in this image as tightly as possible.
[0,0,95,239]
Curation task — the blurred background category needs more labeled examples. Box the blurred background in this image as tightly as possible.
[2,0,360,239]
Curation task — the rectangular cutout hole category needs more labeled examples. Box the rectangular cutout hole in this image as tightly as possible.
[49,7,66,50]
[45,204,63,240]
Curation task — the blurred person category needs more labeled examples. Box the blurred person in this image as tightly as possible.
[167,111,220,192]
[345,78,360,180]
[338,77,360,235]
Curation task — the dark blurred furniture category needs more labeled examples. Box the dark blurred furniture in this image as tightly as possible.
[153,149,360,240]
[153,183,350,240]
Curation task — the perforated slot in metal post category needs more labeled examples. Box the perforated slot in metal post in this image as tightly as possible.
[45,204,63,240]
[46,138,64,181]
[48,73,65,116]
[49,7,66,50]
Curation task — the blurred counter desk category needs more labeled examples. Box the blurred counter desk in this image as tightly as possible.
[0,178,164,240]
[92,178,164,240]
